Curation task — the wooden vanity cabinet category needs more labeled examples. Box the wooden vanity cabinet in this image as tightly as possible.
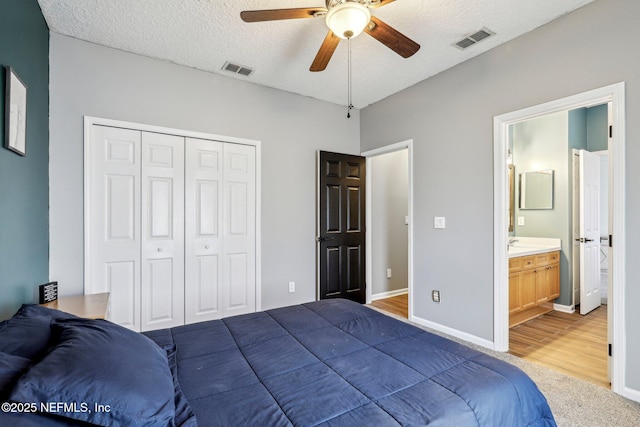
[509,251,560,315]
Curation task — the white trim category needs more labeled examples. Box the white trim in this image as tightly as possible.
[553,303,575,314]
[411,315,495,350]
[371,288,408,301]
[362,140,414,319]
[493,82,627,397]
[83,115,262,312]
[623,387,640,403]
[84,116,258,147]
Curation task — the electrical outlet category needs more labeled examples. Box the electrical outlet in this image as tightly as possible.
[518,216,525,226]
[288,281,295,293]
[432,290,441,303]
[386,268,392,279]
[434,217,446,229]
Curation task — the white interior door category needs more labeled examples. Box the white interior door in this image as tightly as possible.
[87,126,142,330]
[140,132,185,331]
[579,149,601,315]
[222,143,256,317]
[185,138,224,323]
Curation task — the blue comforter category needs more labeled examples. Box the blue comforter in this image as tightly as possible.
[144,299,556,426]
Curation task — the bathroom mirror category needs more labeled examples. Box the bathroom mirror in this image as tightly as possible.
[519,170,554,209]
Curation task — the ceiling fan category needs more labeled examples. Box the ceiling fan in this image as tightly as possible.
[240,0,420,72]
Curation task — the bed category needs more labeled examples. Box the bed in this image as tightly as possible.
[1,298,556,426]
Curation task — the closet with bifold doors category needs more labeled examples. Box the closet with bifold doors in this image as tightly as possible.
[85,121,257,332]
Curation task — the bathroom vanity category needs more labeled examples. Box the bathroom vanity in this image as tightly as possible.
[508,237,561,327]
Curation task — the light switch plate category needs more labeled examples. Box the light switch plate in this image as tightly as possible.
[432,290,441,303]
[434,217,446,229]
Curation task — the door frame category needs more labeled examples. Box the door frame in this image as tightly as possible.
[362,140,414,318]
[83,116,262,312]
[492,83,626,395]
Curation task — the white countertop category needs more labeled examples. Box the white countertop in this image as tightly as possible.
[508,237,561,258]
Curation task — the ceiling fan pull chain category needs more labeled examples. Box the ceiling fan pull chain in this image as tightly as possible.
[347,37,353,118]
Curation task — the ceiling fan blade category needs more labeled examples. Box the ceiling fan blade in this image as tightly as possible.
[310,31,340,72]
[364,16,420,58]
[369,0,396,8]
[240,8,326,23]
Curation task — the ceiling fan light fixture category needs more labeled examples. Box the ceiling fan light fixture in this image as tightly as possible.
[326,2,371,39]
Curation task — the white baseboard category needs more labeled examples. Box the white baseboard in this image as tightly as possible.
[371,288,408,301]
[623,386,640,404]
[410,315,495,351]
[553,303,575,314]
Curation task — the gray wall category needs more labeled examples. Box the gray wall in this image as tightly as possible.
[360,0,640,390]
[371,150,409,296]
[0,0,49,319]
[48,34,360,312]
[512,111,571,305]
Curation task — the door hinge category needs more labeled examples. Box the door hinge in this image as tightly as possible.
[609,125,613,138]
[609,234,613,248]
[609,343,612,357]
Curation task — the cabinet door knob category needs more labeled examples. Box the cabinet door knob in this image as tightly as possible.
[157,248,163,252]
[205,245,210,250]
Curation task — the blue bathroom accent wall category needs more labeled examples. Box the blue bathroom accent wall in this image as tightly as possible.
[0,0,49,319]
[587,104,608,152]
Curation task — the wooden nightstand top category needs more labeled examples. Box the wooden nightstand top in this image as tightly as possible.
[41,292,110,319]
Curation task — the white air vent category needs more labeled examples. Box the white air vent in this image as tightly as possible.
[222,61,254,77]
[453,27,495,50]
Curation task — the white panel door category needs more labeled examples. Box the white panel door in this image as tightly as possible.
[223,143,256,317]
[87,126,141,330]
[141,132,185,331]
[185,138,224,323]
[579,149,601,315]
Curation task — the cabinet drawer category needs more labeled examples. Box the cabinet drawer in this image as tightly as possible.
[547,251,560,264]
[510,255,535,272]
[534,253,549,267]
[535,250,560,267]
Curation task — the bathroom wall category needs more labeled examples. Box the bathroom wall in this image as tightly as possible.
[587,104,609,152]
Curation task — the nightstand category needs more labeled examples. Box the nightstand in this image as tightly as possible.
[41,292,110,319]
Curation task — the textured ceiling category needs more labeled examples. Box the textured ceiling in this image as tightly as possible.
[37,0,595,108]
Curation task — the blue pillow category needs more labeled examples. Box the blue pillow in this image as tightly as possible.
[0,352,31,398]
[0,315,52,360]
[16,303,80,321]
[9,318,176,426]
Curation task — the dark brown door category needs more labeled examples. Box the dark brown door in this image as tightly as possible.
[317,151,366,303]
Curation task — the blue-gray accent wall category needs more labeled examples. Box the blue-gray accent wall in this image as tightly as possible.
[587,104,608,151]
[0,0,49,319]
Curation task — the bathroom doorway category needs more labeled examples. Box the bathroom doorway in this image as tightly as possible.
[505,103,611,387]
[493,83,626,394]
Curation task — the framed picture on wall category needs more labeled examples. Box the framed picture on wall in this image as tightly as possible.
[4,66,27,156]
